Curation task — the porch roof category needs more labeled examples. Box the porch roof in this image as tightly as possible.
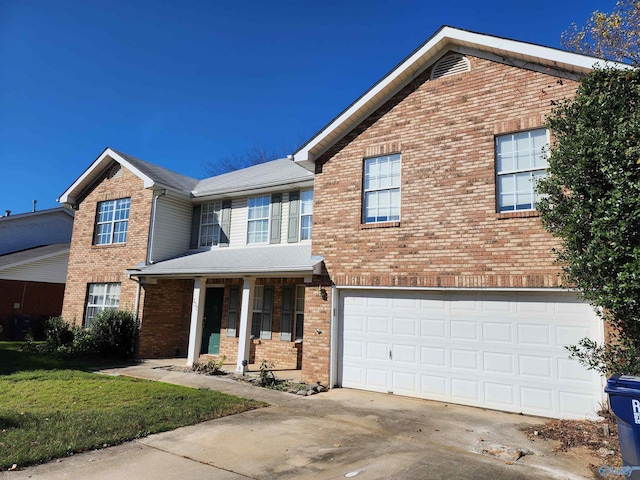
[126,244,323,278]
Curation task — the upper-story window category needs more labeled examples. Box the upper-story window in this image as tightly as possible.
[300,190,313,240]
[496,129,549,212]
[363,154,401,223]
[94,198,131,245]
[199,201,221,247]
[247,195,270,244]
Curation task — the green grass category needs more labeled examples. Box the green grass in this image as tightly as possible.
[0,342,265,470]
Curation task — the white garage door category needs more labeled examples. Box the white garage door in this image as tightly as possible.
[339,289,603,419]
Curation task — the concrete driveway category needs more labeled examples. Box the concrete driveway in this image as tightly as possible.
[2,361,597,480]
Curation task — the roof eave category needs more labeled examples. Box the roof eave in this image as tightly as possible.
[292,25,627,164]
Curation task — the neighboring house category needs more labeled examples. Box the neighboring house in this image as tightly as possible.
[0,208,74,339]
[58,26,619,419]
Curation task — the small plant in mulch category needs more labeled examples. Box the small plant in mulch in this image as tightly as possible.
[192,356,227,375]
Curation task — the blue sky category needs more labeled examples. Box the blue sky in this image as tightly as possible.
[0,0,614,215]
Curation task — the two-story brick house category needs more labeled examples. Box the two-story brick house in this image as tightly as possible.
[59,149,320,374]
[59,26,618,419]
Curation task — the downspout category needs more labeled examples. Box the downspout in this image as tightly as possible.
[146,189,167,264]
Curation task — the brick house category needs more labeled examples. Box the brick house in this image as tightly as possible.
[59,148,320,375]
[0,208,73,339]
[59,26,617,419]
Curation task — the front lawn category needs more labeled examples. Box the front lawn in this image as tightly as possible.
[0,342,265,470]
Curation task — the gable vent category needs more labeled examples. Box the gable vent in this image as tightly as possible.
[108,163,122,179]
[430,53,470,80]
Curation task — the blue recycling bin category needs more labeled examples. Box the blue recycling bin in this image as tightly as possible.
[605,375,640,478]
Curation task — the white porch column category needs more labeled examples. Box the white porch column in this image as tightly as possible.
[236,277,256,372]
[186,277,207,366]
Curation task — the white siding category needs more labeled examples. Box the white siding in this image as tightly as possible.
[151,195,192,262]
[229,198,248,247]
[0,211,73,255]
[0,253,69,283]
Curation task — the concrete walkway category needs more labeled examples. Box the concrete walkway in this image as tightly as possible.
[2,360,599,479]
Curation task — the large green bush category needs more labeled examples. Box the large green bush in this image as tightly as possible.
[41,310,139,360]
[90,309,139,358]
[536,67,640,375]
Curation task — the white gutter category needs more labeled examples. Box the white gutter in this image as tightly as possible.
[146,189,167,264]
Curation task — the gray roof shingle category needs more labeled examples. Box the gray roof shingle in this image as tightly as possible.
[129,244,322,277]
[193,158,313,198]
[111,149,200,195]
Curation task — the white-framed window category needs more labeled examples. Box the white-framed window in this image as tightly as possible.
[251,285,273,339]
[247,195,270,244]
[496,129,549,212]
[294,285,305,341]
[363,154,401,223]
[199,201,222,247]
[300,190,313,240]
[85,283,121,328]
[95,198,131,245]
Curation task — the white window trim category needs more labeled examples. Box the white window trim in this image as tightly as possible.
[363,154,401,224]
[299,189,313,241]
[247,195,271,244]
[94,198,131,245]
[495,129,549,213]
[85,282,121,328]
[199,201,222,247]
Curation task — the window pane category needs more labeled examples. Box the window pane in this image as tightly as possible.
[300,215,312,240]
[301,190,313,215]
[364,155,401,223]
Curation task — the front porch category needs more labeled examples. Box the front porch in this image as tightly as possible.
[126,244,324,380]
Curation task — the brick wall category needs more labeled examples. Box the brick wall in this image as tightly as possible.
[304,55,582,385]
[313,55,579,289]
[61,165,152,325]
[138,278,193,357]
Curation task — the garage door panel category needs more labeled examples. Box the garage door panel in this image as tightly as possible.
[483,352,514,375]
[557,358,594,382]
[366,342,389,361]
[520,386,554,413]
[339,289,603,419]
[518,355,553,378]
[451,349,479,370]
[393,343,417,363]
[485,382,516,406]
[366,316,389,334]
[420,374,448,395]
[559,391,597,417]
[420,346,447,367]
[482,322,513,343]
[392,316,417,336]
[451,378,480,400]
[517,324,551,346]
[451,320,478,340]
[420,318,446,338]
[556,325,594,345]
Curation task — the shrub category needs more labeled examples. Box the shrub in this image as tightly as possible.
[43,317,74,350]
[90,309,139,359]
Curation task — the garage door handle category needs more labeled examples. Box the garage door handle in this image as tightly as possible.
[389,350,392,360]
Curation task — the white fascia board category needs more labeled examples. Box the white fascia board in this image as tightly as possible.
[0,249,70,272]
[58,148,156,205]
[293,26,626,164]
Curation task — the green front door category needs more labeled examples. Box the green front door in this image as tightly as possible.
[201,287,223,355]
